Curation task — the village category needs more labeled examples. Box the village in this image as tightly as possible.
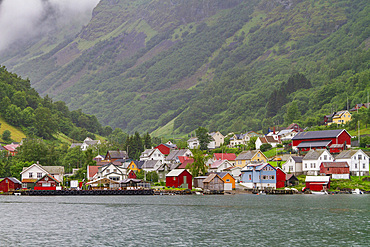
[1,111,369,195]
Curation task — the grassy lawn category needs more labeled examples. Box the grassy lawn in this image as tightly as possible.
[330,176,370,191]
[0,117,26,142]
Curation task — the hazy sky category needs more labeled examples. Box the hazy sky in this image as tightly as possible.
[0,0,100,51]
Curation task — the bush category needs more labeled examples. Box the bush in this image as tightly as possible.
[2,130,11,142]
[260,143,272,152]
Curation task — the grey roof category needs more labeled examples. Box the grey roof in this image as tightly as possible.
[162,143,177,149]
[302,149,327,160]
[297,140,332,148]
[335,150,366,159]
[292,129,349,140]
[43,166,65,174]
[85,140,99,146]
[236,150,258,160]
[142,160,159,169]
[107,151,127,159]
[3,177,22,184]
[216,172,228,179]
[166,149,190,161]
[291,156,303,163]
[133,160,145,169]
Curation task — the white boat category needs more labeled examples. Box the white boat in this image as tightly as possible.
[352,189,363,195]
[311,191,328,195]
[14,192,21,196]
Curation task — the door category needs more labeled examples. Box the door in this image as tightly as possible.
[224,183,232,191]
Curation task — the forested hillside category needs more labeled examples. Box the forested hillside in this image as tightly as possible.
[0,66,107,142]
[1,0,369,135]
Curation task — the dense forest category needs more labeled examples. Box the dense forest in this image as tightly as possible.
[0,0,369,136]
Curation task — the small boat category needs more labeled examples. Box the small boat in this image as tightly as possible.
[195,191,203,195]
[352,189,363,195]
[257,191,266,195]
[14,192,21,196]
[311,191,328,195]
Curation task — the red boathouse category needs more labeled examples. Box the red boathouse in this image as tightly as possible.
[34,174,61,190]
[0,177,22,192]
[165,169,192,190]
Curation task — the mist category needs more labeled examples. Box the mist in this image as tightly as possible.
[0,0,100,51]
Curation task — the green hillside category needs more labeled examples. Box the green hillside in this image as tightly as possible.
[1,0,369,135]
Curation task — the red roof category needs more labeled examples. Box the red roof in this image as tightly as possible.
[3,144,20,152]
[88,166,100,179]
[178,159,194,169]
[178,156,190,164]
[214,153,236,161]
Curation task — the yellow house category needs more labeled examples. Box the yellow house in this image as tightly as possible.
[127,161,144,172]
[219,172,236,189]
[330,110,351,125]
[235,150,268,168]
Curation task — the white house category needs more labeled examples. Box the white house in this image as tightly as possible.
[140,148,165,163]
[302,149,333,175]
[187,137,215,149]
[20,163,65,188]
[209,131,225,148]
[335,149,369,176]
[255,136,281,150]
[70,137,101,151]
[96,163,127,181]
[208,160,233,173]
[282,156,303,175]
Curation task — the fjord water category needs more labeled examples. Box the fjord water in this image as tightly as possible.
[0,195,369,246]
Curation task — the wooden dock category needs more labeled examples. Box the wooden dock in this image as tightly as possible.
[21,189,154,196]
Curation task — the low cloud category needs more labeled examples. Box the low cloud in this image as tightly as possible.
[0,0,100,51]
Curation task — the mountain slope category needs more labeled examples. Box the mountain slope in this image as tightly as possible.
[1,0,369,135]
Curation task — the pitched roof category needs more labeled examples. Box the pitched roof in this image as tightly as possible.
[142,160,160,169]
[203,173,223,183]
[302,149,327,160]
[2,177,21,184]
[43,166,65,174]
[87,166,100,179]
[321,162,349,168]
[292,129,350,140]
[107,150,127,159]
[166,149,191,161]
[161,143,177,149]
[335,150,364,159]
[36,173,60,183]
[210,160,225,168]
[70,143,83,148]
[178,159,194,169]
[214,153,236,161]
[166,169,187,177]
[265,136,279,143]
[291,156,303,163]
[133,160,145,169]
[286,174,298,180]
[3,144,20,152]
[236,150,259,160]
[297,140,332,148]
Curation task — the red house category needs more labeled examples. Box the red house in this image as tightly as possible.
[128,170,137,179]
[320,162,350,179]
[155,142,177,155]
[292,129,351,154]
[165,169,192,189]
[34,174,61,190]
[0,177,22,192]
[275,167,286,189]
[305,176,330,191]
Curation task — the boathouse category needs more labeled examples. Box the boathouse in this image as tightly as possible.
[34,174,61,190]
[320,162,350,179]
[0,177,22,192]
[305,176,330,191]
[203,173,224,192]
[165,169,192,189]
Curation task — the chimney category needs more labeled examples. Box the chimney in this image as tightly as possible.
[273,127,276,134]
[37,161,39,165]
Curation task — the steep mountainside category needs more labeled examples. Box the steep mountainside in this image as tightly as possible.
[1,0,369,135]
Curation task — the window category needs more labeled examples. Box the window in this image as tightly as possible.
[363,163,366,169]
[29,172,33,178]
[132,165,134,168]
[248,175,251,180]
[226,179,230,182]
[289,166,293,171]
[324,155,327,160]
[262,175,267,180]
[358,155,362,160]
[113,169,117,173]
[257,153,260,157]
[22,183,27,189]
[37,173,42,178]
[106,169,110,173]
[269,175,275,180]
[305,164,307,168]
[355,164,357,169]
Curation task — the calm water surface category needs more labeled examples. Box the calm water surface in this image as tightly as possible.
[0,194,369,246]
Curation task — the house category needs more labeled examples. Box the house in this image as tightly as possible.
[165,149,192,167]
[209,160,233,173]
[282,156,303,175]
[335,149,369,176]
[105,150,128,162]
[87,165,100,181]
[127,160,144,172]
[165,169,192,189]
[155,141,177,155]
[292,129,351,154]
[93,155,104,162]
[86,177,120,189]
[0,177,22,192]
[20,163,64,189]
[229,132,261,147]
[320,162,350,179]
[235,150,268,168]
[3,143,20,156]
[277,129,298,141]
[187,137,215,149]
[209,131,225,148]
[324,112,336,125]
[203,173,224,192]
[302,149,333,175]
[223,166,242,181]
[285,123,303,132]
[329,111,352,125]
[127,170,137,179]
[212,153,236,165]
[350,103,368,112]
[141,160,162,172]
[216,172,236,190]
[140,148,165,163]
[285,174,299,187]
[96,163,127,181]
[157,163,170,181]
[305,176,330,191]
[240,163,286,189]
[34,174,61,190]
[255,136,281,150]
[70,137,101,151]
